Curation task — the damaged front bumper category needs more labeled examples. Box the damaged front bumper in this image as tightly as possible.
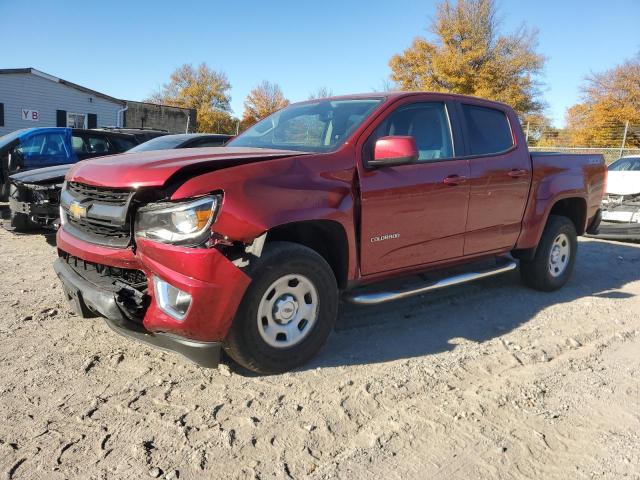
[54,258,223,367]
[9,182,61,229]
[587,195,640,241]
[55,226,252,367]
[587,221,640,241]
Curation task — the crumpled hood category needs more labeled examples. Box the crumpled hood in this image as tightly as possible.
[66,147,308,188]
[10,164,72,184]
[606,171,640,196]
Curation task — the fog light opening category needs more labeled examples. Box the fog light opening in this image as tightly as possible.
[153,277,192,321]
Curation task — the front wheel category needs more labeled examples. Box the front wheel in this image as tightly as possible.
[520,215,578,291]
[224,241,338,374]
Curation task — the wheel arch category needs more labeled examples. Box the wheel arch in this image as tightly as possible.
[265,220,349,290]
[548,197,587,235]
[514,195,587,260]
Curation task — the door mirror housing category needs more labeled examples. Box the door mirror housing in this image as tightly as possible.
[370,136,418,168]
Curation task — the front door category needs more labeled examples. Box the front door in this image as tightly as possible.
[358,100,470,276]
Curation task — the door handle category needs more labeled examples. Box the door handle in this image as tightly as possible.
[443,175,467,186]
[507,169,528,178]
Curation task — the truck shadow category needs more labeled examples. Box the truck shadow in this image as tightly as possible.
[305,239,640,371]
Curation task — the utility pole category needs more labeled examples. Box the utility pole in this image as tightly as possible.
[525,122,530,144]
[619,120,629,158]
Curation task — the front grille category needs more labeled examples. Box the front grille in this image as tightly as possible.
[63,182,134,247]
[66,215,131,239]
[67,182,131,204]
[61,253,149,321]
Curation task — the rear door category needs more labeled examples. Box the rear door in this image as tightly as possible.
[458,102,531,254]
[357,97,470,275]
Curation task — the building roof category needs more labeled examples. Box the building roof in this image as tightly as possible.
[0,68,125,105]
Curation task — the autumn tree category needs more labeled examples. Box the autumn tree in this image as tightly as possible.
[564,55,640,147]
[241,81,289,130]
[147,63,238,134]
[389,0,545,116]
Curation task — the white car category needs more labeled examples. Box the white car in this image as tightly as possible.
[597,156,640,240]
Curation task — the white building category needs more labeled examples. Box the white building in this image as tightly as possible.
[0,68,126,136]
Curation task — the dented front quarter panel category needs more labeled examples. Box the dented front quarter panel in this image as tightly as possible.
[171,150,360,281]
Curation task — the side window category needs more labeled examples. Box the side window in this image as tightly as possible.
[15,132,71,165]
[71,135,86,154]
[461,104,513,155]
[368,102,454,162]
[109,136,137,152]
[83,134,110,155]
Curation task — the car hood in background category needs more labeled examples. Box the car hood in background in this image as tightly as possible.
[10,164,72,185]
[606,171,640,196]
[67,147,309,189]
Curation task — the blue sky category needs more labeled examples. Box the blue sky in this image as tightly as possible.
[1,0,638,126]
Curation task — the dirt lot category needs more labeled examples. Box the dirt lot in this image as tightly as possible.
[0,219,638,480]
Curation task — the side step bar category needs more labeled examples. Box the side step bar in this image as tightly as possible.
[344,258,518,305]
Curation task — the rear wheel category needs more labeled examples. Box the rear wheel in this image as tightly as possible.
[224,241,338,374]
[520,215,577,291]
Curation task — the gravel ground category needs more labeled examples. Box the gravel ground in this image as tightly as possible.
[0,217,639,479]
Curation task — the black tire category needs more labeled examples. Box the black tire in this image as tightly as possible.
[224,241,338,374]
[9,184,35,231]
[520,215,577,291]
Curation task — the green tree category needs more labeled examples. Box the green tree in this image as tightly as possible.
[147,63,237,134]
[241,81,289,130]
[389,0,545,116]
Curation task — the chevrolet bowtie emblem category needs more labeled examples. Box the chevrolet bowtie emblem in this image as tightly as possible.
[69,202,87,220]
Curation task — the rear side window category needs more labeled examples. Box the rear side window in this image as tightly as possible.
[109,136,138,152]
[72,134,111,155]
[461,104,513,155]
[84,134,110,154]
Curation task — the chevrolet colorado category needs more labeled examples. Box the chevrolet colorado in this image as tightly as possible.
[53,93,606,374]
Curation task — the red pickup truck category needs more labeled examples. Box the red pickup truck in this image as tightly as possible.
[54,93,605,373]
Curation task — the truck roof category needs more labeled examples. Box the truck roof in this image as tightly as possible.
[305,91,513,109]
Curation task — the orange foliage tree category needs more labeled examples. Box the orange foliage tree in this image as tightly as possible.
[389,0,545,117]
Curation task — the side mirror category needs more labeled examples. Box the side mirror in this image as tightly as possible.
[370,136,418,168]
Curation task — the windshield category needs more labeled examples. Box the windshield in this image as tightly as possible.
[228,98,384,153]
[128,135,187,152]
[608,157,640,171]
[0,129,31,149]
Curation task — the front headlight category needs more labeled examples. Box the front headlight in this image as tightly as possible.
[135,195,221,246]
[631,211,640,223]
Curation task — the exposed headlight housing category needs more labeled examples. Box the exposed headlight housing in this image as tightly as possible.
[135,195,221,246]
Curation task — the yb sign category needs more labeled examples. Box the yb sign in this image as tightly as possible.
[21,109,39,122]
